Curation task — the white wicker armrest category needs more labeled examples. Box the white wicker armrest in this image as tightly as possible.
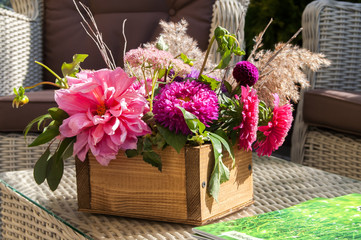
[0,0,43,96]
[292,0,361,167]
[209,0,250,65]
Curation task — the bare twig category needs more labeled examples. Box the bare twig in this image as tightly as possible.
[260,28,303,73]
[247,18,273,61]
[73,0,116,69]
[122,19,128,65]
[255,27,303,89]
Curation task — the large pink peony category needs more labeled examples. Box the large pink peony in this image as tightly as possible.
[234,86,259,151]
[254,94,293,156]
[55,68,151,165]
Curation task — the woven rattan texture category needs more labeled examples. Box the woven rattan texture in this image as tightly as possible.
[303,127,361,180]
[302,0,361,91]
[1,154,361,239]
[291,0,361,168]
[209,0,249,65]
[0,133,75,172]
[0,0,43,96]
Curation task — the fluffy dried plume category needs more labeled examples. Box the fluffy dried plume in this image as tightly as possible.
[145,19,220,76]
[250,43,331,106]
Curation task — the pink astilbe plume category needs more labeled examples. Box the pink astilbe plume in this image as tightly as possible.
[254,94,293,156]
[55,68,151,165]
[234,86,259,151]
[124,47,191,80]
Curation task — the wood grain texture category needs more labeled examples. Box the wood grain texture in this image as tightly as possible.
[76,144,253,225]
[75,156,91,210]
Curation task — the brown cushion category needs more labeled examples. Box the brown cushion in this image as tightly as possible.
[303,89,361,136]
[0,90,56,133]
[43,0,215,85]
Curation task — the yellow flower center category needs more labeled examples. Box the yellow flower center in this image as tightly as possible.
[178,96,191,102]
[96,104,107,116]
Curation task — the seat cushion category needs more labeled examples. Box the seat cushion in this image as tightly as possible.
[0,90,56,133]
[303,89,361,136]
[43,0,215,85]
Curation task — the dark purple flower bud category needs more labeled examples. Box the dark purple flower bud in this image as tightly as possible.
[232,61,259,87]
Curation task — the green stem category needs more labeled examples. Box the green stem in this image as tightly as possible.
[35,61,62,82]
[225,34,241,50]
[24,81,61,90]
[149,71,159,112]
[198,36,215,80]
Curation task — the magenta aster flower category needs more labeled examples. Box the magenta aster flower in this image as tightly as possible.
[153,80,219,135]
[254,94,293,156]
[234,86,259,151]
[232,61,259,86]
[55,68,151,166]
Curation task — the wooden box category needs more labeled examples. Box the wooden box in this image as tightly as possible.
[75,144,253,225]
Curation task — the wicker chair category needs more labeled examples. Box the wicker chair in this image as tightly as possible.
[291,0,361,179]
[0,0,250,172]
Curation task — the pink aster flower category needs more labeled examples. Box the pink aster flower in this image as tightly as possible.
[234,86,259,151]
[153,80,219,135]
[55,67,151,166]
[254,94,293,156]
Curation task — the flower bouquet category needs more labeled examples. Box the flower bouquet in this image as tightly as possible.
[13,2,330,224]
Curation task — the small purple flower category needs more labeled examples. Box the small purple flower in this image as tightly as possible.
[153,80,219,135]
[232,61,259,87]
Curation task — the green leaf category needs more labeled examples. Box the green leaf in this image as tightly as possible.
[157,125,187,153]
[143,151,162,172]
[125,149,139,158]
[156,36,169,51]
[48,108,69,122]
[57,137,75,161]
[178,107,206,134]
[214,26,229,52]
[180,53,194,66]
[209,131,235,165]
[33,147,51,185]
[28,122,59,147]
[198,74,221,91]
[208,134,230,202]
[24,113,51,139]
[223,81,233,94]
[61,54,88,78]
[215,49,232,69]
[143,137,153,152]
[46,155,64,191]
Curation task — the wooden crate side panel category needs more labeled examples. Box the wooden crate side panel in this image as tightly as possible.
[199,146,253,221]
[75,156,91,210]
[88,147,188,221]
[185,146,202,222]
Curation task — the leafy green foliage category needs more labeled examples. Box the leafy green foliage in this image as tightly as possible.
[12,86,29,108]
[157,125,187,153]
[33,147,51,184]
[33,137,75,191]
[156,36,169,51]
[178,106,234,201]
[28,108,68,147]
[180,53,194,66]
[198,74,221,91]
[46,155,64,191]
[24,113,52,138]
[126,136,163,171]
[214,26,245,69]
[61,54,88,78]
